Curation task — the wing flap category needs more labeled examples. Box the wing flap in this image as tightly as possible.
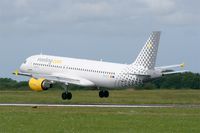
[41,73,95,86]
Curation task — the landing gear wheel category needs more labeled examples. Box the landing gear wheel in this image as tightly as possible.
[99,90,104,98]
[66,92,72,100]
[62,92,67,100]
[99,90,109,98]
[62,92,72,100]
[104,90,109,98]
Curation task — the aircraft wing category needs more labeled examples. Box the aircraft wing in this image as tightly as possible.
[13,70,32,77]
[13,70,95,86]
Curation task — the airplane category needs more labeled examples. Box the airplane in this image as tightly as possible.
[13,31,186,100]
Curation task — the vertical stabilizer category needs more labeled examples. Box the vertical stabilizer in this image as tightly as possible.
[133,31,161,70]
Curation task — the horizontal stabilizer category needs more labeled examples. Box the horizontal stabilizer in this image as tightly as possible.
[162,70,189,75]
[156,63,185,72]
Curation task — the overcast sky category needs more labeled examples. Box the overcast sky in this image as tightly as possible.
[0,0,199,80]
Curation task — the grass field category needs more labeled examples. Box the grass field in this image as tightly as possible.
[1,90,200,133]
[1,89,200,104]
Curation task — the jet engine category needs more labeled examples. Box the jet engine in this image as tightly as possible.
[29,78,52,91]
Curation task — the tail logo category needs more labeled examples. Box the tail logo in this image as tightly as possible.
[147,43,153,49]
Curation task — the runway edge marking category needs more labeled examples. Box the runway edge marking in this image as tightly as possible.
[0,103,177,108]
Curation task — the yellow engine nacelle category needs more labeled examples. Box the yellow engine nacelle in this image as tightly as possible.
[29,78,52,91]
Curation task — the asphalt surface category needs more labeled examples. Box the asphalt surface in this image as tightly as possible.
[0,103,199,108]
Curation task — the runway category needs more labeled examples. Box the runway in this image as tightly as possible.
[0,103,199,108]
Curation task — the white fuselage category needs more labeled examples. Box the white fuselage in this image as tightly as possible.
[20,55,143,88]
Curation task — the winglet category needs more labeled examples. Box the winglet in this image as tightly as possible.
[180,63,185,68]
[13,70,19,76]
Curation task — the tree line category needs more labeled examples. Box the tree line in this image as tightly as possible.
[138,72,200,89]
[0,72,199,90]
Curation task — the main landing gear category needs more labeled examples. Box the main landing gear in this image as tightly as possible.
[61,85,110,100]
[61,84,72,100]
[99,90,109,98]
[62,92,72,100]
